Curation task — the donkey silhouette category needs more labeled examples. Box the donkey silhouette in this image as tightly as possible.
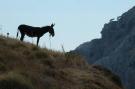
[16,23,55,46]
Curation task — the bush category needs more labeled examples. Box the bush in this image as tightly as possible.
[0,72,34,89]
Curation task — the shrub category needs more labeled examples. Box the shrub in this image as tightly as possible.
[0,72,34,89]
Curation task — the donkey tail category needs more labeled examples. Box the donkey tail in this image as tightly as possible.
[16,29,19,38]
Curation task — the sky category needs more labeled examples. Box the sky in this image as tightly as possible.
[0,0,135,51]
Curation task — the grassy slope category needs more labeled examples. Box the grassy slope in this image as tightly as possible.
[0,36,123,89]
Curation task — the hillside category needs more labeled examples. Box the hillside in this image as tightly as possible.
[0,35,123,89]
[73,6,135,89]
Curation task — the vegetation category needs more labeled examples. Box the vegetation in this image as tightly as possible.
[0,35,123,89]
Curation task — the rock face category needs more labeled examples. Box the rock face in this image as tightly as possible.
[73,6,135,89]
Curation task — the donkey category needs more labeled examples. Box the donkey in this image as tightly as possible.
[16,24,55,46]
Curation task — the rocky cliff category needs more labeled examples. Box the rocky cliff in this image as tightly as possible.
[73,6,135,89]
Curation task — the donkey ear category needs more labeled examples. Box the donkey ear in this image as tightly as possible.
[51,23,55,27]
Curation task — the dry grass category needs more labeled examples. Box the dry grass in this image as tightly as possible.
[0,35,124,89]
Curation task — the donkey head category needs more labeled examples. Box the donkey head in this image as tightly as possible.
[49,23,55,37]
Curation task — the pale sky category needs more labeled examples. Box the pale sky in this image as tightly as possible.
[0,0,135,51]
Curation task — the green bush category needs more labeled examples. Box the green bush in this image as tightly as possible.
[0,72,34,89]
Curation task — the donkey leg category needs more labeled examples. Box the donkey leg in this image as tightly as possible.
[37,37,40,46]
[20,34,25,41]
